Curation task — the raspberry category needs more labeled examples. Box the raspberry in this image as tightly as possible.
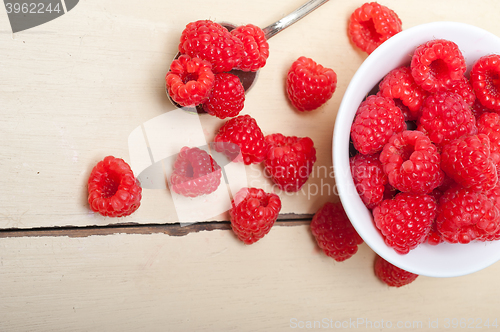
[350,95,406,155]
[348,2,402,54]
[373,192,436,254]
[436,185,500,244]
[165,54,215,107]
[426,221,444,246]
[378,66,428,121]
[477,112,500,168]
[285,56,337,112]
[202,73,245,119]
[264,133,317,192]
[440,134,498,192]
[379,130,444,194]
[374,255,418,287]
[231,24,269,72]
[350,153,388,209]
[417,91,477,147]
[169,147,222,197]
[310,201,364,262]
[214,115,268,165]
[179,20,244,73]
[470,54,500,111]
[410,39,466,93]
[449,76,476,107]
[88,156,142,217]
[229,187,281,244]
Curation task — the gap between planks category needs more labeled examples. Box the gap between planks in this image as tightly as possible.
[0,214,312,238]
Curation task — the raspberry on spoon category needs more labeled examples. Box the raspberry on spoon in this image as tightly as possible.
[202,72,245,119]
[231,24,270,72]
[179,20,244,73]
[165,54,215,107]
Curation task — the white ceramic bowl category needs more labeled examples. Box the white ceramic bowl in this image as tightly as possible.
[333,21,500,278]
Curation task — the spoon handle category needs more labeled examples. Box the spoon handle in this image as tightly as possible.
[262,0,329,40]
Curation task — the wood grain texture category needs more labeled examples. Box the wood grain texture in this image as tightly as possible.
[2,227,500,332]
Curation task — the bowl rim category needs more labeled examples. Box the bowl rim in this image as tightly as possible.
[333,21,500,278]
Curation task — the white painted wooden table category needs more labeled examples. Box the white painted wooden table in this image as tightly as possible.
[2,0,500,330]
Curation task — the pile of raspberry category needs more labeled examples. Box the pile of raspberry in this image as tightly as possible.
[349,38,500,255]
[165,20,270,119]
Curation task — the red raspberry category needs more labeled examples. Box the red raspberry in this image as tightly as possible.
[382,183,398,201]
[379,130,444,194]
[169,147,222,197]
[417,91,477,147]
[411,39,466,93]
[426,222,444,246]
[285,56,337,112]
[88,156,142,217]
[229,187,282,244]
[350,95,406,155]
[350,153,388,209]
[202,73,245,119]
[449,76,476,107]
[373,192,436,254]
[264,133,317,192]
[440,134,498,192]
[348,2,402,54]
[374,255,418,287]
[471,98,497,119]
[378,66,428,121]
[470,54,500,111]
[424,190,444,245]
[436,185,500,244]
[214,115,268,165]
[179,20,244,73]
[165,54,215,107]
[231,24,270,72]
[477,112,500,168]
[310,201,364,262]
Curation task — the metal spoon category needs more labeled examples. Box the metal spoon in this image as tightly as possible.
[166,0,330,113]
